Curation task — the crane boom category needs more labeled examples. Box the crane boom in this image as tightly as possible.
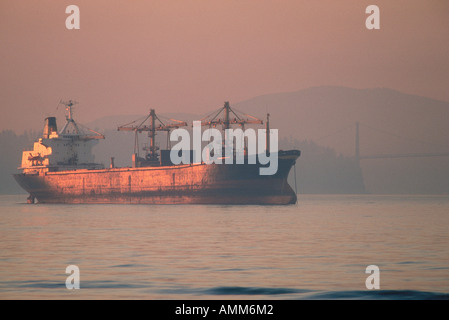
[117,109,187,164]
[200,101,263,128]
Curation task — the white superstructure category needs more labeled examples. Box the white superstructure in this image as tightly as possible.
[19,100,105,172]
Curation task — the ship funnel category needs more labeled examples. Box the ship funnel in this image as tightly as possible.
[43,117,58,138]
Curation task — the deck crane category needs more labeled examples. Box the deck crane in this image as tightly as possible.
[200,101,266,155]
[117,109,187,166]
[200,101,263,130]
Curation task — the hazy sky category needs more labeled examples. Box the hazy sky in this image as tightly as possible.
[1,0,448,132]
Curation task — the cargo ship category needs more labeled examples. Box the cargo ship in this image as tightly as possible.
[14,100,300,205]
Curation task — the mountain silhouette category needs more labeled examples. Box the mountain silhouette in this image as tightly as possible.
[2,86,448,194]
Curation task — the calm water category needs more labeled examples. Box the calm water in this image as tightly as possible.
[0,194,448,300]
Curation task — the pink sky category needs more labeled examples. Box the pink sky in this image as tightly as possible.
[1,0,448,132]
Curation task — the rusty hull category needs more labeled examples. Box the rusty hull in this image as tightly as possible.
[14,151,300,205]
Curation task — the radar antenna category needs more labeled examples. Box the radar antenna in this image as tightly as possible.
[60,100,79,121]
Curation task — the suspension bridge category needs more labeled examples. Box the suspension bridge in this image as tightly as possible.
[316,122,449,162]
[354,122,449,161]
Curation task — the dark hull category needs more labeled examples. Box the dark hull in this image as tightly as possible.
[14,151,300,205]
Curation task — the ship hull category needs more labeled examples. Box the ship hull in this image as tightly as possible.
[14,151,300,205]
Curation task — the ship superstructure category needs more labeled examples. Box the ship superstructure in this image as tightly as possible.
[20,100,104,174]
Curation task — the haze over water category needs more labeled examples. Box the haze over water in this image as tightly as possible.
[1,194,448,299]
[1,1,449,133]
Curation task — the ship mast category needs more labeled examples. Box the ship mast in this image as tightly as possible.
[59,100,105,140]
[224,101,230,130]
[149,109,157,162]
[60,100,81,135]
[118,109,187,163]
[266,113,270,155]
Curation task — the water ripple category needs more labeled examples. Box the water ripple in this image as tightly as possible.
[204,286,312,296]
[305,290,449,300]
